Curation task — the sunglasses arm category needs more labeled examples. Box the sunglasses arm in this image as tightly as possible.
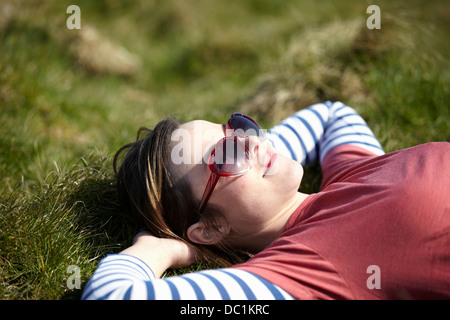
[197,172,220,214]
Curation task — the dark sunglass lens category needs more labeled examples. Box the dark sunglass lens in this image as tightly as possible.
[229,115,263,137]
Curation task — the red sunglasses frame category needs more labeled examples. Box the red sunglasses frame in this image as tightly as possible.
[197,113,263,213]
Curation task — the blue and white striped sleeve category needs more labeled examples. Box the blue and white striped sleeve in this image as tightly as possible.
[266,101,384,165]
[81,254,294,300]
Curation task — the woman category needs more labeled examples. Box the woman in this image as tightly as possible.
[82,101,450,300]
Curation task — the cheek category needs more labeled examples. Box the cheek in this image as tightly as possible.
[215,175,251,199]
[213,156,303,207]
[208,158,303,216]
[213,175,265,226]
[210,174,258,211]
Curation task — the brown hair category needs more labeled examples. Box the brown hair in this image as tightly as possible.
[113,118,244,266]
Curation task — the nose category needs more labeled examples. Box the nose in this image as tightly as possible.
[236,135,261,163]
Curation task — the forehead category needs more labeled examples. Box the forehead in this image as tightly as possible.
[177,120,224,145]
[168,120,224,171]
[180,119,222,133]
[167,120,225,192]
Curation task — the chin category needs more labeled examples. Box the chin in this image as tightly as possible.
[275,154,304,189]
[291,160,304,188]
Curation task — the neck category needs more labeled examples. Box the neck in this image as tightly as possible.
[230,192,309,253]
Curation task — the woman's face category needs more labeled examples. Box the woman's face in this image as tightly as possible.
[168,119,304,245]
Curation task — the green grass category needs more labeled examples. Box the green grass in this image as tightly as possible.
[0,0,448,299]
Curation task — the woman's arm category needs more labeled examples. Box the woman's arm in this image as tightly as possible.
[266,101,384,165]
[81,232,294,300]
[119,231,199,278]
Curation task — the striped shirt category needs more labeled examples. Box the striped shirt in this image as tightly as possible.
[267,101,384,165]
[82,254,294,300]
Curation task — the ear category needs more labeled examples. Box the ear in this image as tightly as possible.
[187,221,230,245]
